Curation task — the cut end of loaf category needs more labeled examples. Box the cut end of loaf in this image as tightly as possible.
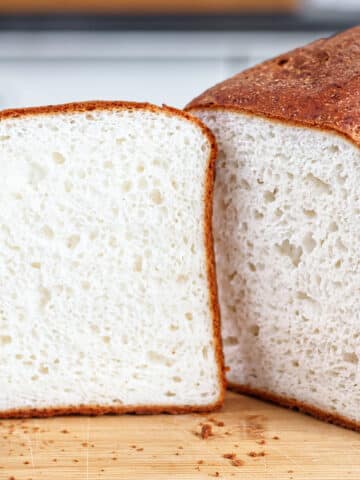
[0,101,224,416]
[193,107,360,428]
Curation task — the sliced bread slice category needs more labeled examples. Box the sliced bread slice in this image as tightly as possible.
[0,101,224,418]
[187,26,360,430]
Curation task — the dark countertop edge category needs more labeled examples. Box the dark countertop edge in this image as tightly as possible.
[0,13,358,32]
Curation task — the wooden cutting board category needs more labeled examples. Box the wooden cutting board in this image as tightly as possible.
[1,392,359,480]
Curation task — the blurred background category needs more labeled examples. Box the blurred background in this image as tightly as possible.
[0,0,359,109]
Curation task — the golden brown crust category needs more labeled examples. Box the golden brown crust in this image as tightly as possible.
[186,26,360,147]
[228,382,360,432]
[0,100,225,418]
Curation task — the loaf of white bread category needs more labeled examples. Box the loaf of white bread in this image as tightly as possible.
[0,101,224,417]
[187,26,360,430]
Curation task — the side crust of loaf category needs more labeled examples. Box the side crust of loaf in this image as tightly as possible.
[0,100,225,418]
[186,26,360,149]
[229,382,360,432]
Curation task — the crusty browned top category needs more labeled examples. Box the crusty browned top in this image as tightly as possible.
[187,26,360,147]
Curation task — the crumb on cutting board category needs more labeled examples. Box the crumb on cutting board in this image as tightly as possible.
[201,424,213,439]
[223,453,236,460]
[248,451,266,457]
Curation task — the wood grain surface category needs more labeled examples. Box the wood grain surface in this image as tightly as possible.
[0,0,297,13]
[1,391,359,479]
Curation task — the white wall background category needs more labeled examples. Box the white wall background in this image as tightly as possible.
[0,31,328,110]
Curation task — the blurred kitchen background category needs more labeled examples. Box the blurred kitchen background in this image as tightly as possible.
[0,0,358,109]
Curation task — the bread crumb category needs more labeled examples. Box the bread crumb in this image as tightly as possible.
[73,459,79,463]
[223,453,236,459]
[197,460,204,464]
[130,444,137,449]
[207,417,225,427]
[288,470,294,473]
[60,429,69,434]
[257,439,266,445]
[248,451,266,457]
[232,459,244,467]
[112,457,117,460]
[201,424,213,439]
[9,477,16,480]
[23,461,30,465]
[273,436,280,440]
[136,448,144,452]
[178,446,183,449]
[82,442,88,447]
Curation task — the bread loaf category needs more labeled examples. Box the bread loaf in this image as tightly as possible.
[0,101,224,418]
[187,26,360,430]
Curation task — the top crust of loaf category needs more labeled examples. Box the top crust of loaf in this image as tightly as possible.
[187,26,360,147]
[0,100,225,417]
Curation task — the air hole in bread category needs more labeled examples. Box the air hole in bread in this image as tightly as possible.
[165,391,176,397]
[303,208,316,218]
[249,325,260,337]
[342,352,358,364]
[41,225,54,239]
[304,173,331,194]
[223,336,239,346]
[0,335,12,345]
[133,256,142,273]
[52,152,65,165]
[335,237,347,252]
[202,346,208,360]
[121,180,132,193]
[39,365,49,374]
[150,189,163,204]
[276,239,303,267]
[264,189,277,203]
[254,210,264,219]
[248,262,256,272]
[67,235,80,249]
[240,178,250,190]
[147,351,172,366]
[303,232,316,254]
[39,287,51,309]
